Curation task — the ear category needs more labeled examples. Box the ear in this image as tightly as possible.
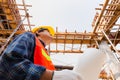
[35,31,40,36]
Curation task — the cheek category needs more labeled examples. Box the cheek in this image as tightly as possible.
[44,34,53,41]
[47,36,53,42]
[40,32,53,42]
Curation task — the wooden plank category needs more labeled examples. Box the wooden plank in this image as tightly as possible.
[0,2,32,7]
[52,39,97,44]
[50,50,83,53]
[0,29,25,34]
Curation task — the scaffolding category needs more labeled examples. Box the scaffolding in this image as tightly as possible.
[0,0,120,79]
[0,0,33,52]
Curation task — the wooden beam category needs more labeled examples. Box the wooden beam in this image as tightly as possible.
[0,29,25,34]
[93,0,109,33]
[0,2,32,7]
[96,15,114,17]
[52,39,97,44]
[99,4,120,6]
[55,32,96,36]
[95,8,120,11]
[50,50,83,53]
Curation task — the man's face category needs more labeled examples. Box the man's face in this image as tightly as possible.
[37,30,53,45]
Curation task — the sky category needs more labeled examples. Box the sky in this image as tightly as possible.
[17,0,105,66]
[17,0,104,32]
[15,0,120,72]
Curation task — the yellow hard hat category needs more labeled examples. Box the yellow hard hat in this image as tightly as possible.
[32,26,55,36]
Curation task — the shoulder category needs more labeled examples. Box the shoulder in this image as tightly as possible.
[14,32,35,40]
[21,32,35,38]
[8,32,36,47]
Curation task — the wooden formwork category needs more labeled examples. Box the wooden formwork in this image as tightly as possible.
[0,0,120,79]
[0,0,32,48]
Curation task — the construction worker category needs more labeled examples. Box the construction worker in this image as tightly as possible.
[0,26,82,80]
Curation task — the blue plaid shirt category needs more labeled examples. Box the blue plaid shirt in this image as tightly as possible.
[0,32,46,80]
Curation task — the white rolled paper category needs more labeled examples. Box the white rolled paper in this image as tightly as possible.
[73,48,106,80]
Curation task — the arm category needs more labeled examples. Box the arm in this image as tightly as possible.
[1,32,83,80]
[0,32,46,80]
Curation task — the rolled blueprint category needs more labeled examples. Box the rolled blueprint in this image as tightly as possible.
[73,48,106,80]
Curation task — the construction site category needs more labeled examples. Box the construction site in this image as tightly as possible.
[0,0,120,80]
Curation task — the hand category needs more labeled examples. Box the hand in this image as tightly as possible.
[40,69,53,80]
[52,69,83,80]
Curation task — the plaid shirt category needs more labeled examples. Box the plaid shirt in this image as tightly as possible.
[0,32,46,80]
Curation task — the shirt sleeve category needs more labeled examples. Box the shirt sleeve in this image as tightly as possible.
[0,32,46,80]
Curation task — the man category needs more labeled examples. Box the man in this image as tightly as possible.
[0,26,82,80]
